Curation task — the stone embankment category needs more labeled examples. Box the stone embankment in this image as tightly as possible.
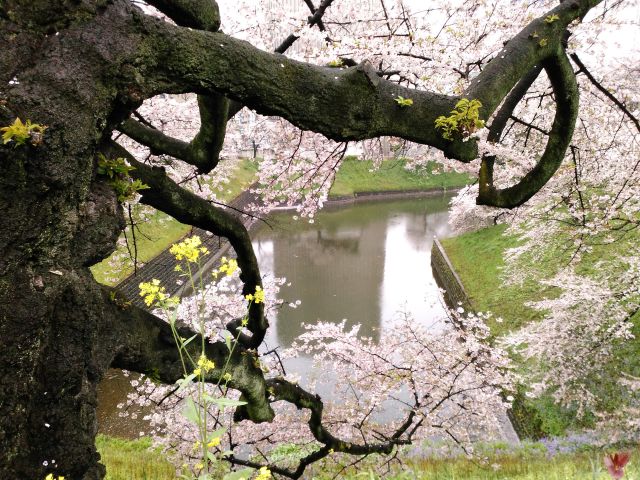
[430,237,472,311]
[431,237,521,444]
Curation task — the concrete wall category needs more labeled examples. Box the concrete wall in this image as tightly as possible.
[430,237,472,311]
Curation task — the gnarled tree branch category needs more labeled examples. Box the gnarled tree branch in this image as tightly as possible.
[122,0,228,174]
[477,48,579,208]
[132,0,600,182]
[108,290,274,423]
[119,92,229,174]
[105,140,267,348]
[144,0,220,32]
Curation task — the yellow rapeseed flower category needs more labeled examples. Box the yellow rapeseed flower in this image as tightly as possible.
[255,466,272,480]
[218,257,238,277]
[207,437,221,448]
[170,236,208,263]
[197,354,215,372]
[139,279,168,307]
[245,285,265,304]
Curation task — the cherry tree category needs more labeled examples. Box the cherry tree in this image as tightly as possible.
[442,0,640,433]
[0,0,631,478]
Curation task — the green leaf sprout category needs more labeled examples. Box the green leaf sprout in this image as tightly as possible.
[435,98,485,141]
[1,117,47,146]
[394,96,414,107]
[97,153,149,202]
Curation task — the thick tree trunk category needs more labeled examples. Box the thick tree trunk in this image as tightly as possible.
[0,3,136,477]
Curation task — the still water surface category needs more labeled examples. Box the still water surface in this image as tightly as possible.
[97,194,455,437]
[255,195,454,347]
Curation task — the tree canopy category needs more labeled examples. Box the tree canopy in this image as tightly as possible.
[1,0,638,478]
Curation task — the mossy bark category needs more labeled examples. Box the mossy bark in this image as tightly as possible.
[0,3,145,477]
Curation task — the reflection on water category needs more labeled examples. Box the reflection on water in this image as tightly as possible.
[98,194,455,436]
[254,195,454,349]
[96,369,150,439]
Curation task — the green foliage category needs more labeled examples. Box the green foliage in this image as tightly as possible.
[97,154,135,179]
[95,435,176,480]
[111,178,150,203]
[544,14,560,23]
[394,95,414,107]
[328,58,344,67]
[1,117,47,146]
[97,154,149,202]
[509,387,580,439]
[435,98,485,141]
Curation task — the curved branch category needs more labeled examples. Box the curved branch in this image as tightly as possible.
[227,0,336,119]
[487,65,544,144]
[465,0,600,113]
[123,0,228,174]
[477,48,579,208]
[105,140,267,348]
[135,0,600,166]
[109,291,274,423]
[140,16,474,161]
[246,377,414,479]
[119,93,228,174]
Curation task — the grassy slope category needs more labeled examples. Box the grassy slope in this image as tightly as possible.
[439,225,562,335]
[441,223,640,435]
[97,436,176,480]
[441,223,640,336]
[328,158,472,198]
[97,435,640,480]
[90,159,258,286]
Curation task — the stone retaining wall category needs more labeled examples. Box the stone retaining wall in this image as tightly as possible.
[430,237,472,311]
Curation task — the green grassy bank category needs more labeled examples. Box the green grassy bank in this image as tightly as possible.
[328,158,472,198]
[97,436,176,480]
[441,224,640,437]
[439,225,556,335]
[97,435,640,479]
